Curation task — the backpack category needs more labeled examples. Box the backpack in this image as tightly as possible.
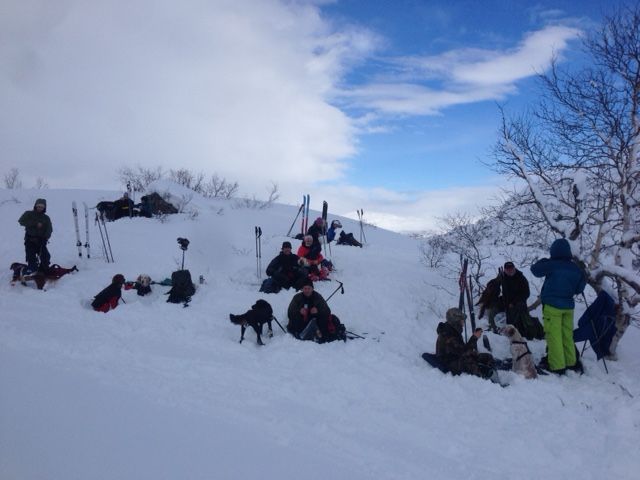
[321,314,347,343]
[167,270,195,304]
[259,278,281,294]
[508,304,544,340]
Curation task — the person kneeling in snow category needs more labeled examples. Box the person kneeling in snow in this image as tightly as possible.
[436,308,495,379]
[287,278,331,341]
[91,274,126,312]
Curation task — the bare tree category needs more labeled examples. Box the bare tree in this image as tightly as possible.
[419,233,449,269]
[492,4,640,356]
[3,168,23,189]
[117,165,163,192]
[34,177,49,189]
[438,212,491,286]
[201,174,239,199]
[234,182,280,210]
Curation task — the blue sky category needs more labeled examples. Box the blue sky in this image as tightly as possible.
[0,0,615,231]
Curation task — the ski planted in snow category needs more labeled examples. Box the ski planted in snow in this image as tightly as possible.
[72,201,83,258]
[458,256,469,340]
[465,274,476,331]
[301,194,310,235]
[287,203,304,237]
[83,202,91,258]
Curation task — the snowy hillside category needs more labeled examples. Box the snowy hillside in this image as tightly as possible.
[1,186,639,480]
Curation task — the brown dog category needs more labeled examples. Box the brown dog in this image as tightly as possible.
[502,325,538,379]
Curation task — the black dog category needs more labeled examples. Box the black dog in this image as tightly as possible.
[229,299,274,345]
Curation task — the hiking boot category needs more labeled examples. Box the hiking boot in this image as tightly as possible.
[567,360,584,375]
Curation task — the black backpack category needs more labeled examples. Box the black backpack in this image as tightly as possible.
[320,314,347,343]
[167,270,196,304]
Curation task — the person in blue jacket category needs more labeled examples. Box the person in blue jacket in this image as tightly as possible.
[326,220,342,243]
[531,238,586,373]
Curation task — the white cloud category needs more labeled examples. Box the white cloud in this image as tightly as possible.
[287,180,506,233]
[342,24,581,116]
[0,0,376,190]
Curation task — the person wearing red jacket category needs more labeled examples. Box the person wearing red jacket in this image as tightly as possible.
[297,235,328,281]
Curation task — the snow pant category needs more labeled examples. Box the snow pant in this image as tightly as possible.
[24,235,50,272]
[543,304,576,371]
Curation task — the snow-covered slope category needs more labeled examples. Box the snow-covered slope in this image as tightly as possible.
[1,187,639,480]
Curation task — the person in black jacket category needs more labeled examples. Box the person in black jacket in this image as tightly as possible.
[287,278,331,340]
[306,217,325,252]
[18,198,53,274]
[265,241,306,290]
[112,192,135,220]
[501,261,530,323]
[436,307,495,378]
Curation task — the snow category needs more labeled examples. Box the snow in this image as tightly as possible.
[1,187,639,480]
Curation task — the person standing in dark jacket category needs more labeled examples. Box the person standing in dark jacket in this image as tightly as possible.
[531,239,586,373]
[501,261,530,323]
[265,241,306,290]
[436,307,495,379]
[18,198,53,274]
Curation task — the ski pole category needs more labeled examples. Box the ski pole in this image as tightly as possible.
[345,330,365,339]
[286,204,304,237]
[95,212,109,263]
[83,202,91,258]
[271,315,287,334]
[101,213,115,262]
[258,227,262,276]
[325,280,344,303]
[360,209,367,243]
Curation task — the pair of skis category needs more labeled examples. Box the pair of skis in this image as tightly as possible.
[71,201,91,259]
[94,209,115,263]
[357,209,367,244]
[459,256,487,350]
[300,194,310,235]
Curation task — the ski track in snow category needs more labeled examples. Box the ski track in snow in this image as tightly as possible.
[1,188,639,480]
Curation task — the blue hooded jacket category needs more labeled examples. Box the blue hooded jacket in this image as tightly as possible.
[530,238,586,309]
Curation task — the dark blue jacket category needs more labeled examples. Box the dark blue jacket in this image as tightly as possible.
[327,226,337,243]
[530,239,586,309]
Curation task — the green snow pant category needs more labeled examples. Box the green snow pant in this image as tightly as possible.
[543,304,576,371]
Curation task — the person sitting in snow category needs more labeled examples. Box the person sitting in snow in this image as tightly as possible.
[297,235,329,281]
[287,278,331,341]
[306,217,325,251]
[265,241,307,291]
[112,192,135,220]
[91,274,126,312]
[326,220,342,243]
[336,230,362,248]
[436,307,495,379]
[18,198,53,275]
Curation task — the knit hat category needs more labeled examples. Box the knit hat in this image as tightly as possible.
[446,307,466,326]
[331,220,342,228]
[282,241,292,249]
[315,217,323,225]
[112,274,126,285]
[301,277,314,288]
[504,261,515,269]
